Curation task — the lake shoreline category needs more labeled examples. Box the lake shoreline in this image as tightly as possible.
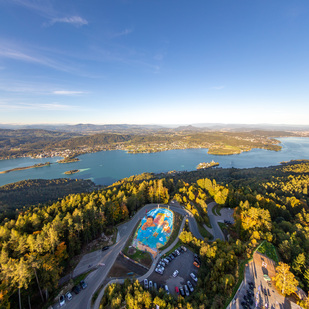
[0,162,51,174]
[0,137,309,187]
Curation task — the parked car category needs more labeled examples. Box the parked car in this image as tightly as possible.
[59,295,65,307]
[65,291,72,301]
[179,286,185,296]
[175,250,180,256]
[157,268,163,274]
[193,261,200,268]
[187,281,194,293]
[194,255,201,264]
[149,281,153,289]
[154,282,157,291]
[181,246,187,252]
[155,266,164,274]
[144,279,148,289]
[164,285,170,294]
[190,273,198,282]
[102,246,109,251]
[172,270,179,277]
[72,285,81,294]
[159,261,166,267]
[175,286,179,295]
[80,280,87,289]
[184,285,190,296]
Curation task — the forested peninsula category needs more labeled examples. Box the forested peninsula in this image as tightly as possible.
[0,127,300,160]
[0,162,51,174]
[0,161,309,308]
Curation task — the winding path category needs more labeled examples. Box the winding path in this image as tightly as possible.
[61,202,203,309]
[61,201,234,309]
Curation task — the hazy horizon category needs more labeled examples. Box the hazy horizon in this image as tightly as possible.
[1,122,309,129]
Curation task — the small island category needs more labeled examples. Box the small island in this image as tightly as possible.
[64,169,80,175]
[0,162,51,174]
[196,161,219,170]
[57,156,80,163]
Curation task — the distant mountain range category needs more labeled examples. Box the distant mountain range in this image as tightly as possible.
[0,123,309,133]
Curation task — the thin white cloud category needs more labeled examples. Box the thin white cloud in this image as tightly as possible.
[48,16,88,27]
[0,44,59,70]
[53,90,87,95]
[9,0,54,16]
[0,101,75,111]
[9,0,88,27]
[111,28,133,38]
[0,80,88,96]
[0,40,81,73]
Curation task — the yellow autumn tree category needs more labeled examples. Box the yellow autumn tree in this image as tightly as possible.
[274,262,298,296]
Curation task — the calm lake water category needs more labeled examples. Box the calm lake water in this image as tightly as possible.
[1,137,309,187]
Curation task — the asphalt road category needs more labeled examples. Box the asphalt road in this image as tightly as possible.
[207,202,234,241]
[59,202,204,309]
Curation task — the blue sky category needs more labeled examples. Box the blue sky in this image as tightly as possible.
[0,0,308,125]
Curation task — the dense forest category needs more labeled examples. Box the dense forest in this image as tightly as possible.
[0,128,297,159]
[0,178,96,221]
[0,161,309,308]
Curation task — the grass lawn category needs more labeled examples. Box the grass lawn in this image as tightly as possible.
[197,221,213,240]
[257,241,279,263]
[126,248,153,268]
[212,204,222,216]
[162,240,182,256]
[73,269,96,285]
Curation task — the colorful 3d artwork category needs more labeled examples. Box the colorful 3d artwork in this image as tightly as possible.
[132,208,174,258]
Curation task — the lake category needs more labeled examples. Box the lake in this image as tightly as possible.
[1,137,309,187]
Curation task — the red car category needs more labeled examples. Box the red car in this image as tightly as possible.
[175,286,179,295]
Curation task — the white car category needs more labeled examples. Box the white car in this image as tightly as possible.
[163,258,169,264]
[172,270,179,277]
[184,285,190,296]
[164,285,170,294]
[149,281,153,289]
[187,281,194,292]
[190,273,198,282]
[65,291,72,300]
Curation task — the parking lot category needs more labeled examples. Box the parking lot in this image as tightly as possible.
[146,246,199,297]
[229,252,301,309]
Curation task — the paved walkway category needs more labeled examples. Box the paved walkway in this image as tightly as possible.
[207,202,234,241]
[92,217,186,309]
[67,202,234,309]
[227,252,302,309]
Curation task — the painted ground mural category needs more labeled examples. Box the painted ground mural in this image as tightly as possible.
[132,208,174,258]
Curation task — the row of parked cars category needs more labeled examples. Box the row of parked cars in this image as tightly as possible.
[143,275,197,297]
[175,273,198,297]
[193,253,201,268]
[155,246,187,275]
[59,280,87,307]
[143,278,158,291]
